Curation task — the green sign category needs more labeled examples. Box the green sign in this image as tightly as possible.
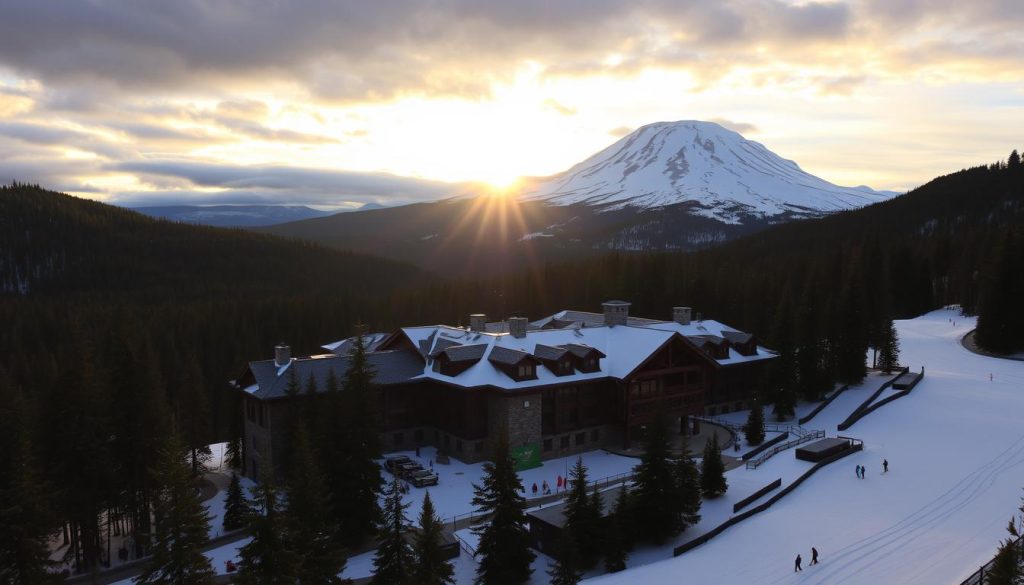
[511,442,542,471]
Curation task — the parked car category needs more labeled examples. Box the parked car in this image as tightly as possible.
[384,455,412,472]
[398,461,424,477]
[409,469,439,487]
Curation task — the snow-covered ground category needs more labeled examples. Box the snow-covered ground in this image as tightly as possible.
[588,308,1024,585]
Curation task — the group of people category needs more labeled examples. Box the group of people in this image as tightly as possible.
[794,547,819,571]
[529,478,559,496]
[855,459,889,479]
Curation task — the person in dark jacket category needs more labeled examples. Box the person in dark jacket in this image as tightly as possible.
[811,547,819,565]
[883,459,889,473]
[795,554,802,571]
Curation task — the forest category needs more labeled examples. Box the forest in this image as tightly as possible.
[0,149,1022,580]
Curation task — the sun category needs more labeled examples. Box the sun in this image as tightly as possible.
[482,173,522,193]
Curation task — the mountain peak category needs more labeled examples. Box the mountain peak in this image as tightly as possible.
[523,120,892,223]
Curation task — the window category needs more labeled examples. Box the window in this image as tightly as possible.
[517,364,534,378]
[432,359,441,372]
[575,432,585,446]
[543,439,553,452]
[591,429,600,442]
[560,435,570,449]
[560,361,573,374]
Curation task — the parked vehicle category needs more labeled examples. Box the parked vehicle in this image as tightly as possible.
[398,461,424,477]
[384,455,412,472]
[409,469,439,487]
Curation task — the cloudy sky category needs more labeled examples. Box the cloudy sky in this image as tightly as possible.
[0,0,1022,208]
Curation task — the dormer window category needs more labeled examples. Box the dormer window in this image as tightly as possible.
[518,364,535,378]
[586,358,597,370]
[560,361,573,374]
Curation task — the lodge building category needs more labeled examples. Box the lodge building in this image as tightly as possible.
[233,301,776,478]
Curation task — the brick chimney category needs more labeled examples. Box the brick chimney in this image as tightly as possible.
[673,306,692,325]
[274,343,291,367]
[470,313,488,332]
[508,317,528,339]
[602,300,631,327]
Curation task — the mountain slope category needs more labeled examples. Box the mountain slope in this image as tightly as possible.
[131,204,336,227]
[525,120,893,223]
[0,185,424,298]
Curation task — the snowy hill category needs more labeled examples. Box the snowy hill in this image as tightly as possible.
[524,121,894,224]
[131,204,336,227]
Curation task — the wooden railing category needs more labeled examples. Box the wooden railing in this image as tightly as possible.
[745,429,825,469]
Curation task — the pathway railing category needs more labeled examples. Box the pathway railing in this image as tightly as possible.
[745,429,825,469]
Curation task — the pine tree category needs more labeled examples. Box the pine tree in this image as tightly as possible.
[372,475,414,585]
[671,446,702,534]
[700,434,728,498]
[412,492,455,585]
[631,415,678,544]
[877,320,901,374]
[135,431,216,585]
[768,288,798,420]
[1008,149,1021,169]
[222,472,251,532]
[0,379,58,584]
[977,229,1024,354]
[602,488,629,573]
[986,537,1019,585]
[563,457,601,568]
[235,469,298,585]
[744,401,765,446]
[286,427,348,585]
[471,435,535,585]
[547,532,582,585]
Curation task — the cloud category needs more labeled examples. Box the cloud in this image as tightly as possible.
[608,126,634,138]
[106,159,468,206]
[543,99,577,116]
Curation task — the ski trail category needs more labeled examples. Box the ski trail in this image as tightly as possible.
[763,429,1024,585]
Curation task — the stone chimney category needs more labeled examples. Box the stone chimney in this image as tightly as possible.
[470,313,488,332]
[673,306,692,326]
[274,343,291,367]
[602,300,631,327]
[508,317,528,339]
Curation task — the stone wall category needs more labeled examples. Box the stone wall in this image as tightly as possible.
[488,392,542,451]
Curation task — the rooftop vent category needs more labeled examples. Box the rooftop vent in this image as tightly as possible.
[673,306,692,326]
[508,317,528,339]
[469,313,487,332]
[274,343,291,367]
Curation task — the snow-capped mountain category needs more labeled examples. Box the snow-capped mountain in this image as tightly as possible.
[524,120,893,224]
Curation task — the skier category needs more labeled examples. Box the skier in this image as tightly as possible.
[811,547,819,565]
[883,459,889,473]
[854,464,859,478]
[795,554,803,571]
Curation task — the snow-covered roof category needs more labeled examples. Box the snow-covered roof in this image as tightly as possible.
[321,332,389,355]
[244,349,423,400]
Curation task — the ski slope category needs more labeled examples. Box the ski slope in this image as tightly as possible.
[588,308,1024,585]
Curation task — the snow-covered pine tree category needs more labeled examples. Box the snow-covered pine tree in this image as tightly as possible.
[471,434,535,585]
[222,472,251,532]
[602,488,629,573]
[235,468,298,585]
[563,457,601,568]
[632,414,678,544]
[547,532,582,585]
[134,431,215,585]
[700,434,728,498]
[286,426,348,585]
[371,474,414,585]
[412,491,455,585]
[744,400,765,446]
[672,445,702,534]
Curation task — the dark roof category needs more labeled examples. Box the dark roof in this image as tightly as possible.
[563,343,607,359]
[417,330,438,358]
[438,344,488,363]
[533,344,569,361]
[488,346,536,366]
[544,310,666,328]
[428,337,460,359]
[325,332,388,355]
[722,331,753,345]
[687,334,725,346]
[528,485,625,528]
[244,349,423,400]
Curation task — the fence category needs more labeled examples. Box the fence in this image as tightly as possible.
[454,532,477,557]
[798,383,851,425]
[837,367,914,431]
[745,429,825,469]
[732,478,782,513]
[959,533,1024,584]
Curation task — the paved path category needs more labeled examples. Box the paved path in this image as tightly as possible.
[961,329,1024,362]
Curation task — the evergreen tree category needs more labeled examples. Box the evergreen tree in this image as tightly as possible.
[0,379,58,584]
[286,426,348,585]
[986,537,1019,585]
[547,532,582,585]
[631,415,678,544]
[372,475,414,585]
[177,352,212,478]
[471,435,535,585]
[602,488,629,573]
[834,258,870,384]
[1008,149,1021,169]
[877,320,901,374]
[412,492,455,585]
[563,457,602,568]
[235,469,298,585]
[135,431,216,585]
[671,446,702,534]
[222,472,251,532]
[768,288,798,420]
[700,435,728,498]
[977,229,1024,354]
[743,401,765,446]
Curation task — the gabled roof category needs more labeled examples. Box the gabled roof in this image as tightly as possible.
[428,337,460,358]
[563,343,606,359]
[439,344,488,363]
[243,349,423,400]
[722,331,754,345]
[532,310,667,329]
[488,346,537,366]
[533,344,569,361]
[321,332,389,355]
